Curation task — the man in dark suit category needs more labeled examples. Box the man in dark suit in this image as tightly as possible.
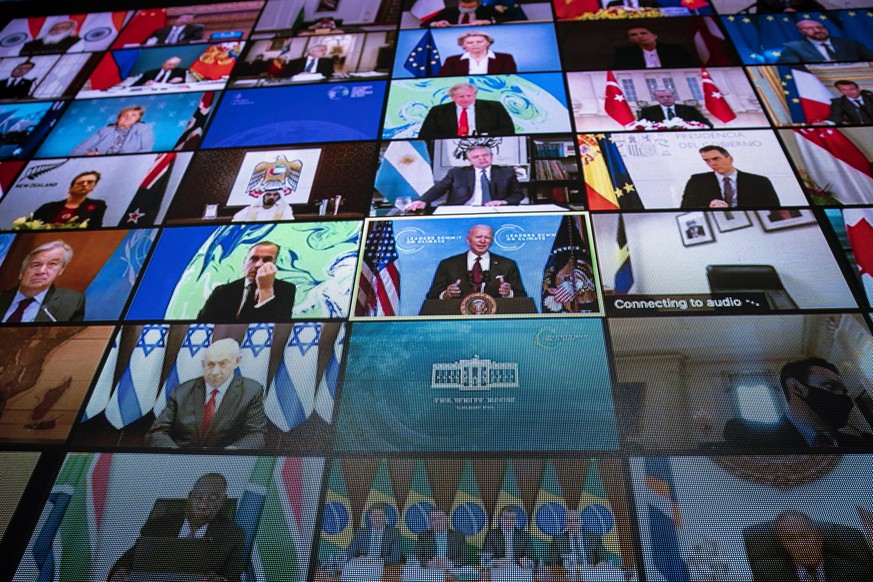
[1,240,85,323]
[406,146,524,211]
[146,13,205,45]
[131,56,187,86]
[681,145,780,208]
[723,357,873,450]
[547,510,609,567]
[108,473,245,582]
[746,510,873,581]
[826,80,873,125]
[0,61,36,99]
[346,504,402,564]
[419,83,515,139]
[145,338,267,449]
[425,224,527,300]
[278,45,335,78]
[637,89,713,128]
[612,27,698,69]
[198,241,296,322]
[777,20,873,64]
[415,509,467,568]
[422,0,502,28]
[482,507,535,568]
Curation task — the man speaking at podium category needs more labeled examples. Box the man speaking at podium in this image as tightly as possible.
[425,224,526,301]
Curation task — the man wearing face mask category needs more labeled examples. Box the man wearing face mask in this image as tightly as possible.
[723,357,873,450]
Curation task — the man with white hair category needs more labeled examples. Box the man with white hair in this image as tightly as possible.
[418,82,515,139]
[145,338,267,449]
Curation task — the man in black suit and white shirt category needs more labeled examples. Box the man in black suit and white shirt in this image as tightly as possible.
[482,507,535,569]
[826,80,873,125]
[0,240,85,323]
[415,509,467,568]
[198,241,296,322]
[681,145,780,208]
[425,224,527,300]
[777,19,873,64]
[423,0,501,28]
[278,45,335,78]
[146,13,205,46]
[406,146,524,211]
[637,89,713,128]
[418,82,515,139]
[131,56,187,86]
[0,61,36,99]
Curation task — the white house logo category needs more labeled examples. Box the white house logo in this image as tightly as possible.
[431,355,519,391]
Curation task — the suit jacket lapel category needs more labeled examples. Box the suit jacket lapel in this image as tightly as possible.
[206,376,242,443]
[36,286,58,322]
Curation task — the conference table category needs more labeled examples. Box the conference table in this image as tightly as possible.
[313,561,634,581]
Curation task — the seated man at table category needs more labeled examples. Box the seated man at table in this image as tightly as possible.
[547,510,609,567]
[414,509,467,569]
[108,472,245,582]
[482,507,535,568]
[405,145,523,211]
[425,224,527,301]
[346,504,401,565]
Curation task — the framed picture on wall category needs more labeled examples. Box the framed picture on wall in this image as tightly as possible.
[712,210,751,233]
[677,211,715,246]
[756,209,816,232]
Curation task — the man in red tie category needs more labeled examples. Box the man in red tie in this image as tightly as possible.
[425,224,527,300]
[418,82,515,139]
[0,240,85,323]
[144,338,267,449]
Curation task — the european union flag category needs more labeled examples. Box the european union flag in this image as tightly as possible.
[599,135,643,210]
[404,30,441,78]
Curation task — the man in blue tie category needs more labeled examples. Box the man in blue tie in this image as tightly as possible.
[415,509,467,568]
[346,504,401,564]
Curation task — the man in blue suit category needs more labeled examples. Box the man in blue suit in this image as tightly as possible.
[406,146,524,211]
[777,20,873,64]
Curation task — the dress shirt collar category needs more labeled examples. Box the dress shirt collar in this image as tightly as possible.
[460,50,496,61]
[204,375,234,410]
[3,287,49,322]
[466,250,491,270]
[179,518,208,539]
[787,414,835,447]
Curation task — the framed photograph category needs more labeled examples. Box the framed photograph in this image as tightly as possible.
[677,211,715,246]
[756,209,816,232]
[712,210,751,233]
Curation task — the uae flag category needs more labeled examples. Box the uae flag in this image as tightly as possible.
[604,71,635,127]
[794,128,873,205]
[844,209,873,305]
[701,68,736,123]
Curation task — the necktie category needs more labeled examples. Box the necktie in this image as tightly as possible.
[237,283,256,319]
[167,26,181,44]
[461,12,471,24]
[722,176,735,207]
[305,57,316,73]
[480,169,491,204]
[822,42,837,61]
[6,296,35,322]
[573,535,583,565]
[458,107,469,136]
[472,257,483,288]
[202,388,218,433]
[666,107,675,119]
[852,99,872,122]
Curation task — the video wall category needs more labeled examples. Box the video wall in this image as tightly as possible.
[0,0,872,580]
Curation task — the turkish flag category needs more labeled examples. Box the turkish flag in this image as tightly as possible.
[604,71,635,126]
[701,69,736,123]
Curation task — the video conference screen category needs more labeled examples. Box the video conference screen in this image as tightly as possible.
[0,0,871,581]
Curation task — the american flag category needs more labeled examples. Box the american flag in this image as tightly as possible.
[356,221,399,316]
